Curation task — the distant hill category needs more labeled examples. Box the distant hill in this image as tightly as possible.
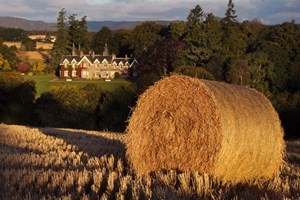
[0,16,172,32]
[87,20,171,32]
[0,17,56,31]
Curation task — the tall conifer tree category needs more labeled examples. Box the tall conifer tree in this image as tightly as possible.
[51,8,70,68]
[224,0,237,24]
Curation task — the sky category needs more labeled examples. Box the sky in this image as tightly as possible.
[0,0,299,25]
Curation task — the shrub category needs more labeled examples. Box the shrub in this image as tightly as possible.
[98,86,137,132]
[272,91,300,138]
[174,65,215,80]
[0,72,36,124]
[16,62,31,73]
[136,72,161,94]
[114,72,120,79]
[35,84,104,129]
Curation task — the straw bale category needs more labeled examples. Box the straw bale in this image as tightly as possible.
[126,75,284,181]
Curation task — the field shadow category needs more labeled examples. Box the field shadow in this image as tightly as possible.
[286,140,300,167]
[38,51,51,63]
[149,171,284,200]
[38,128,126,160]
[0,143,44,155]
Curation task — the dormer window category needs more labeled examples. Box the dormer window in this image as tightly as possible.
[83,62,89,68]
[102,59,108,67]
[64,70,68,77]
[119,62,123,68]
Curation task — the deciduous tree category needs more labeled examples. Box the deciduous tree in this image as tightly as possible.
[91,26,112,54]
[125,22,163,57]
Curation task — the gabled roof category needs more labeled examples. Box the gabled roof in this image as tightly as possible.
[78,56,93,65]
[60,54,137,65]
[60,55,81,64]
[85,55,113,63]
[113,58,127,65]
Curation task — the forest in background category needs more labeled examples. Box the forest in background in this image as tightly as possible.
[0,0,299,138]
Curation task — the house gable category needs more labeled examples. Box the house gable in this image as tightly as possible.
[94,59,100,64]
[129,59,139,68]
[78,56,93,66]
[102,59,108,64]
[62,59,70,64]
[71,59,78,64]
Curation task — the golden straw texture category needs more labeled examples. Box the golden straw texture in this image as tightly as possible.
[126,75,284,182]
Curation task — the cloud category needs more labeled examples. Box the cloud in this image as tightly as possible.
[0,0,299,24]
[284,0,300,8]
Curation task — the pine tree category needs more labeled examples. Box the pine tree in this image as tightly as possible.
[91,27,112,54]
[186,5,205,29]
[51,8,70,68]
[224,0,237,24]
[68,15,89,53]
[184,5,212,66]
[221,0,247,57]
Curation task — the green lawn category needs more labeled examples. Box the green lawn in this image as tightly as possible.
[23,74,132,97]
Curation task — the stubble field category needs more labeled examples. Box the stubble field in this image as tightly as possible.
[0,123,299,199]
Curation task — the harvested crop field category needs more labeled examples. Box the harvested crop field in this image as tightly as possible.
[3,41,22,49]
[0,124,299,199]
[17,50,51,61]
[3,42,53,50]
[36,42,53,50]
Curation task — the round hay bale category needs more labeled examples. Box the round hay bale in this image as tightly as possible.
[126,75,284,181]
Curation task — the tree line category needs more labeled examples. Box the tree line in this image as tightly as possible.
[1,0,300,137]
[0,28,48,73]
[49,0,300,138]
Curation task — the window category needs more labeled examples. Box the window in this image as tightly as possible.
[64,70,68,77]
[82,70,89,78]
[102,59,108,67]
[101,72,108,78]
[83,62,89,68]
[72,70,77,77]
[94,71,100,78]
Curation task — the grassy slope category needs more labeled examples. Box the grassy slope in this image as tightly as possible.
[23,74,131,97]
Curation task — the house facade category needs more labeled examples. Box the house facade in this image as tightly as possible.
[59,51,138,79]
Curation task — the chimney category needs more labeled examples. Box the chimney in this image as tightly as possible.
[112,53,116,60]
[103,43,109,56]
[125,54,128,59]
[80,51,84,57]
[92,51,95,58]
[72,43,76,56]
